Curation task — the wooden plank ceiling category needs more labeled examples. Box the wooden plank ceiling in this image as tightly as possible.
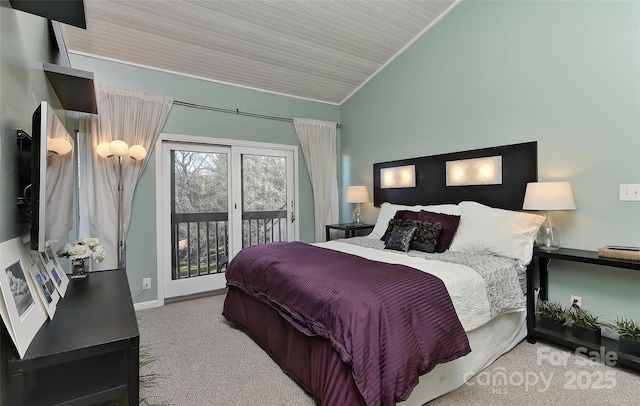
[62,0,458,105]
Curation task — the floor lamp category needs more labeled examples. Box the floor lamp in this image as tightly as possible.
[97,140,147,269]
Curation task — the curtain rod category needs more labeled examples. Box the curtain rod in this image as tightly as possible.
[174,100,341,128]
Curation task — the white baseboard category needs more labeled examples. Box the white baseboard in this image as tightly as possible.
[134,299,163,311]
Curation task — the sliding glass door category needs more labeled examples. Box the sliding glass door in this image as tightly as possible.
[160,140,296,299]
[231,147,293,251]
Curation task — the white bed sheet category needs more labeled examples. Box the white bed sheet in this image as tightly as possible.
[316,240,494,331]
[401,310,527,405]
[315,240,528,405]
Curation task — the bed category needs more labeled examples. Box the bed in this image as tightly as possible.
[223,142,542,405]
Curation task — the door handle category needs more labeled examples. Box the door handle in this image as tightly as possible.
[291,200,295,223]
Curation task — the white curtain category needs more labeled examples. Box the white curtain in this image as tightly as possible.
[78,83,173,270]
[293,118,339,242]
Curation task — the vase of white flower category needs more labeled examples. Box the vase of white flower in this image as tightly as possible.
[57,238,106,280]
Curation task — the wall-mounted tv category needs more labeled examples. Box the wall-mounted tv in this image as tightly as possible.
[30,101,75,252]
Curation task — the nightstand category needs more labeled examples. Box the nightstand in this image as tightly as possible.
[526,247,640,371]
[325,223,374,241]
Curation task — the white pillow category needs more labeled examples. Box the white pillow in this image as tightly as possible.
[448,201,545,265]
[368,202,461,240]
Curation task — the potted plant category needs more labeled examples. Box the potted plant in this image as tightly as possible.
[606,317,640,357]
[569,306,602,345]
[537,299,568,333]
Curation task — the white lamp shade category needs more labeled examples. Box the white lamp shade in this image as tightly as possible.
[523,182,576,210]
[47,137,72,156]
[346,186,369,203]
[96,142,113,158]
[128,144,147,160]
[109,140,130,157]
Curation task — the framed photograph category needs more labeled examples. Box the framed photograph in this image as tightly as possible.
[42,247,69,297]
[27,257,60,319]
[0,238,48,358]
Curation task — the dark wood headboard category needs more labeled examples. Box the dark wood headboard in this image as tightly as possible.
[373,141,537,211]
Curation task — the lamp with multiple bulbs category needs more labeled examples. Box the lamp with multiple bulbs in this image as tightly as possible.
[380,165,416,189]
[96,140,147,160]
[96,139,147,270]
[446,156,502,186]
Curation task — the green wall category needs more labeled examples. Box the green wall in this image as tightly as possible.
[68,54,340,304]
[7,0,636,319]
[341,0,639,322]
[0,1,67,242]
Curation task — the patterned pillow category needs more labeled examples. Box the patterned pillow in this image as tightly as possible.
[381,217,420,241]
[411,221,442,253]
[384,225,417,252]
[380,210,421,241]
[418,211,461,253]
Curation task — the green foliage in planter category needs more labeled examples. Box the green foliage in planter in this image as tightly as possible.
[569,306,601,331]
[536,299,568,322]
[606,317,640,342]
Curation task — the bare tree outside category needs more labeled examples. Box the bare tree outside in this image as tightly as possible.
[171,150,288,280]
[241,154,288,247]
[242,154,286,211]
[173,151,228,214]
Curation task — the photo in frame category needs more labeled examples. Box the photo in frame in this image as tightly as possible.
[27,255,60,319]
[42,247,69,297]
[0,238,48,358]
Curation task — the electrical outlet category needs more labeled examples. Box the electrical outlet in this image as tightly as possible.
[142,278,151,290]
[620,184,640,201]
[571,295,582,308]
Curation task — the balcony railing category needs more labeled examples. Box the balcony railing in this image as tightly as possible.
[171,210,287,280]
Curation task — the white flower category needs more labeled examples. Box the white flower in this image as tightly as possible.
[81,237,100,248]
[57,243,73,257]
[68,244,92,260]
[92,245,106,263]
[56,238,106,263]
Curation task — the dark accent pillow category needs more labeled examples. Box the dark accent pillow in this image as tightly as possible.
[384,225,417,252]
[418,211,461,253]
[380,211,420,241]
[411,221,442,253]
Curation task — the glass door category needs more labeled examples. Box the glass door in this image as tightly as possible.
[164,143,231,298]
[231,147,295,252]
[161,141,296,299]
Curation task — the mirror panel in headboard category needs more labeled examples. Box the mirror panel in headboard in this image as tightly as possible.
[373,141,537,211]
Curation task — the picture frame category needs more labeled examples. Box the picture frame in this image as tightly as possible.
[0,238,48,358]
[27,255,60,319]
[42,247,69,297]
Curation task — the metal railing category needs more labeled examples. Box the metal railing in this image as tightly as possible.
[171,210,287,280]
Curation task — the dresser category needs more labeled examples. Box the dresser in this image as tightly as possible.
[4,269,139,405]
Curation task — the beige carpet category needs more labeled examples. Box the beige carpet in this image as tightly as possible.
[137,294,640,406]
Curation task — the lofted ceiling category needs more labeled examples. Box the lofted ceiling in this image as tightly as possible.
[62,0,459,105]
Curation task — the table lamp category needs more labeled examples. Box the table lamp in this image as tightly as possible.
[523,181,576,251]
[346,186,369,224]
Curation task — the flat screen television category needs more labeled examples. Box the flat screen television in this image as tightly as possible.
[30,101,75,252]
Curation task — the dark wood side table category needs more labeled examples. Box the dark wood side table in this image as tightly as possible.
[526,247,640,371]
[6,269,140,405]
[325,223,374,241]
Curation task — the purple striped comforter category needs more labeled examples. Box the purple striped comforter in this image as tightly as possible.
[224,241,470,405]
